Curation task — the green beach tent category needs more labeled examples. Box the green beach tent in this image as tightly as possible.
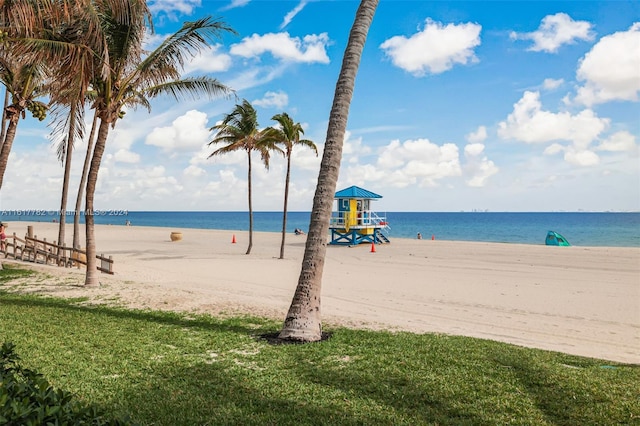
[545,231,571,246]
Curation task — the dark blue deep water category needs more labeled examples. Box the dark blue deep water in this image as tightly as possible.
[2,211,638,247]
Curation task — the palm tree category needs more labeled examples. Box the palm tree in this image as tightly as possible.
[0,0,100,250]
[73,110,99,250]
[270,112,317,259]
[7,1,234,285]
[0,89,8,149]
[0,0,93,269]
[208,100,282,255]
[79,10,235,286]
[278,0,379,341]
[0,57,48,190]
[52,101,85,252]
[45,10,102,252]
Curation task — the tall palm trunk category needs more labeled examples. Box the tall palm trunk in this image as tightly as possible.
[0,96,12,272]
[0,116,19,190]
[279,150,292,259]
[74,111,98,249]
[57,103,77,252]
[279,0,378,341]
[0,90,8,150]
[246,150,253,255]
[84,118,109,287]
[0,93,5,272]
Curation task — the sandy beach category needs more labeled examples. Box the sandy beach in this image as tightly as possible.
[2,221,639,364]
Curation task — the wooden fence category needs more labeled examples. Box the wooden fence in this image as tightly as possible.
[2,232,114,274]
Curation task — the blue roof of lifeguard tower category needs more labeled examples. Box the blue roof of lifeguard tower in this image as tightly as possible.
[334,185,382,199]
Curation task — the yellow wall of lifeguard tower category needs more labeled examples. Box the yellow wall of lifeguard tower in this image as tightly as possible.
[348,199,358,227]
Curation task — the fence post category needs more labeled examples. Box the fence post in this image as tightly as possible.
[27,226,33,238]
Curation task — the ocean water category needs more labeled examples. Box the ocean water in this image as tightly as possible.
[1,210,638,247]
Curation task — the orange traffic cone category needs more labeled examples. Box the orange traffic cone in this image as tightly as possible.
[370,242,376,253]
[232,234,236,244]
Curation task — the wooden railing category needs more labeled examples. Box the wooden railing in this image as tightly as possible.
[2,232,114,274]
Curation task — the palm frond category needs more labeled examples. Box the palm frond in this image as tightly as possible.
[49,101,86,163]
[143,77,234,102]
[123,90,151,112]
[138,16,236,85]
[297,138,318,155]
[208,140,246,158]
[269,111,317,156]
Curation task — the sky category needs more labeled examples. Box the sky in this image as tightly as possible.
[1,0,639,213]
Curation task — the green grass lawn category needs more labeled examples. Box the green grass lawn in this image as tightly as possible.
[0,265,638,425]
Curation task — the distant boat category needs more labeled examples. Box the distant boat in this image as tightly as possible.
[545,231,571,246]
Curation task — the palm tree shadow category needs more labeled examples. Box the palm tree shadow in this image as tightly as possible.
[117,362,367,426]
[286,241,307,247]
[0,292,261,335]
[489,352,635,424]
[257,331,332,345]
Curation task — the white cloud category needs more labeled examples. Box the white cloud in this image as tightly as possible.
[199,169,245,204]
[544,143,600,167]
[342,131,372,159]
[597,131,638,153]
[189,144,214,166]
[341,137,467,190]
[289,140,321,171]
[183,165,206,177]
[464,143,485,157]
[375,138,462,187]
[466,126,487,143]
[280,1,308,30]
[496,91,629,168]
[230,32,330,63]
[380,18,481,76]
[575,23,640,106]
[543,143,565,156]
[543,78,564,90]
[463,143,498,187]
[121,166,183,200]
[114,149,140,164]
[498,91,609,149]
[219,0,251,11]
[0,145,66,209]
[340,164,389,188]
[253,91,289,109]
[510,13,594,53]
[108,124,137,151]
[148,0,201,17]
[190,142,246,167]
[183,44,233,74]
[145,110,211,152]
[564,148,600,166]
[223,63,289,92]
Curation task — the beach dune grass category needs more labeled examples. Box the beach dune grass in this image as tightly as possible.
[0,267,638,425]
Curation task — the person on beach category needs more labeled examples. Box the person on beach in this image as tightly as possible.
[294,228,305,235]
[0,223,6,251]
[417,232,422,239]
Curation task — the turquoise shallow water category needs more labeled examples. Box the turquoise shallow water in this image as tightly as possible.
[2,211,638,247]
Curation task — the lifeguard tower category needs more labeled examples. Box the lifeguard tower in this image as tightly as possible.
[329,185,390,245]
